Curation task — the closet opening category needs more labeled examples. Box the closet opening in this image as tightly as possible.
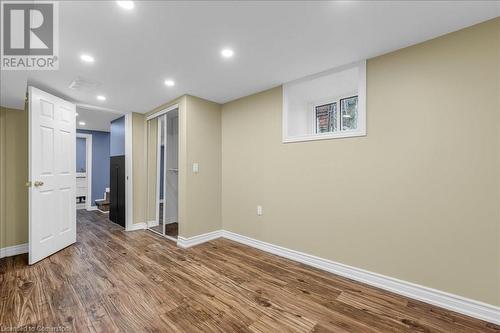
[146,107,179,240]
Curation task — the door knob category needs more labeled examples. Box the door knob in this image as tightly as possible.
[34,181,44,187]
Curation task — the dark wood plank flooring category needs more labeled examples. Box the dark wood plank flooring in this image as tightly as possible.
[0,210,498,332]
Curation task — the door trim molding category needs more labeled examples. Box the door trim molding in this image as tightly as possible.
[176,229,500,325]
[146,103,179,121]
[124,113,134,231]
[0,243,28,258]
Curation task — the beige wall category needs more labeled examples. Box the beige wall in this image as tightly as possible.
[221,18,500,306]
[182,96,222,237]
[0,107,28,248]
[143,95,222,237]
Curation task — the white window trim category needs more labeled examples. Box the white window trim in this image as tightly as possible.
[283,60,366,143]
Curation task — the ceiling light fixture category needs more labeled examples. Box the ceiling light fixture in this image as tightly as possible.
[79,121,86,126]
[221,48,234,58]
[116,1,134,10]
[97,95,106,101]
[75,112,79,116]
[164,79,175,87]
[80,54,94,63]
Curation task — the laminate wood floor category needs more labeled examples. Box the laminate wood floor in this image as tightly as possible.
[1,210,498,333]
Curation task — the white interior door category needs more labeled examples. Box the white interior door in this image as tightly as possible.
[29,86,76,265]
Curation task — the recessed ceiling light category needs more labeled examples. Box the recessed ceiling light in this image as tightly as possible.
[79,121,86,126]
[164,79,175,87]
[97,95,106,101]
[75,112,79,116]
[80,54,94,63]
[221,48,234,58]
[116,1,134,10]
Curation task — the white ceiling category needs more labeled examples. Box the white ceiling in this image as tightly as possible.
[1,1,498,114]
[76,106,122,132]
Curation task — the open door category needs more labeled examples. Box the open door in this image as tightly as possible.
[28,87,76,264]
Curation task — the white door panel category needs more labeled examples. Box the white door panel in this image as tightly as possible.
[29,86,76,265]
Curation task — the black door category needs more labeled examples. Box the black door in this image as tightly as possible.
[110,155,125,227]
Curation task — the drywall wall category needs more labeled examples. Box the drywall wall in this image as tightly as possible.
[76,129,111,203]
[0,107,28,248]
[183,95,222,237]
[143,95,221,237]
[221,18,500,306]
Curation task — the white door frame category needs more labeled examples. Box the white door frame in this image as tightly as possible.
[76,133,92,210]
[124,113,134,231]
[154,115,166,232]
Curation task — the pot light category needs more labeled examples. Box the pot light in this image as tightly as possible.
[80,54,94,63]
[116,1,134,10]
[97,95,106,101]
[164,79,175,87]
[79,121,86,126]
[221,48,234,58]
[75,112,79,116]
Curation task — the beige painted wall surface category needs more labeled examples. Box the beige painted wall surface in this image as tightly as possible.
[221,19,500,306]
[0,107,28,248]
[182,96,222,238]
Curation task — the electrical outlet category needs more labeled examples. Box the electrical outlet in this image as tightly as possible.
[257,205,263,216]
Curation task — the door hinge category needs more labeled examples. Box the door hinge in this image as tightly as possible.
[25,181,32,187]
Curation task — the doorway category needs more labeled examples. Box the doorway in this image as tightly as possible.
[76,133,92,210]
[147,107,179,240]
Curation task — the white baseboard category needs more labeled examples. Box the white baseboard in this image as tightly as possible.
[86,206,98,211]
[177,230,223,249]
[147,220,159,227]
[175,229,500,325]
[126,222,147,231]
[0,243,28,258]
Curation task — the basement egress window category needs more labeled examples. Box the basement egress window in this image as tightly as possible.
[283,61,366,142]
